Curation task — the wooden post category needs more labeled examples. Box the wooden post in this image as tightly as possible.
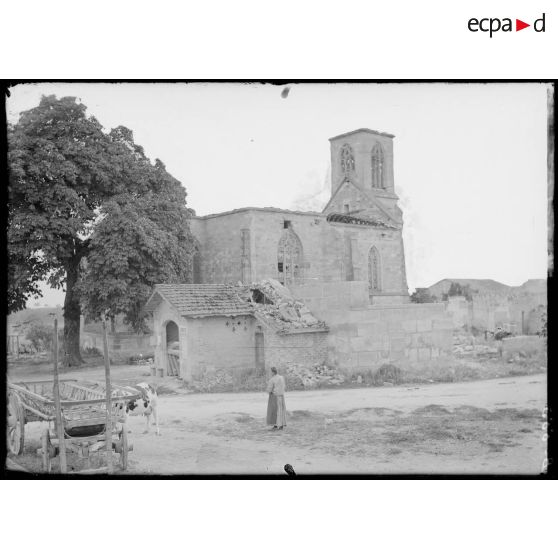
[102,319,114,474]
[53,318,67,474]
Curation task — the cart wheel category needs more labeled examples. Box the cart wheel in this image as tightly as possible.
[41,429,52,473]
[119,428,128,470]
[7,392,25,456]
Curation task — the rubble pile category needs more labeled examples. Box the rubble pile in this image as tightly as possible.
[286,363,346,389]
[247,279,326,332]
[452,333,500,357]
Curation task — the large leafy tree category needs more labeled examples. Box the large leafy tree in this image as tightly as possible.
[8,95,194,365]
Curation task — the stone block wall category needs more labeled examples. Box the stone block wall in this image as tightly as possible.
[81,331,152,360]
[291,280,369,312]
[263,329,329,372]
[314,303,453,373]
[292,280,408,312]
[189,211,252,284]
[445,296,472,329]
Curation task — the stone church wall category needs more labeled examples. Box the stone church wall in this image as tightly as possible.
[191,208,408,292]
[249,210,343,282]
[189,211,252,284]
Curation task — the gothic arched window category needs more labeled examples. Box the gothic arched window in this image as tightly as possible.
[368,246,381,297]
[371,143,385,189]
[340,144,355,176]
[277,229,303,286]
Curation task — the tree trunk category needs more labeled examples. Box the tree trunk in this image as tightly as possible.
[63,259,84,367]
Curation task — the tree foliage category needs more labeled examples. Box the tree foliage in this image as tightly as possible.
[79,159,193,333]
[410,288,437,303]
[8,95,194,363]
[444,282,474,301]
[26,322,64,354]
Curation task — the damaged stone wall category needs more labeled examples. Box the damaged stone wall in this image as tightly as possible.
[444,291,547,334]
[247,278,326,331]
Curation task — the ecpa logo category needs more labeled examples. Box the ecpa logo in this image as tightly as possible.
[468,13,546,37]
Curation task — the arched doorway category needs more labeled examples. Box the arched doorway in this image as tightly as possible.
[165,320,180,376]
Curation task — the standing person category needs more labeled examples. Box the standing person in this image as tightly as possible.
[266,366,287,430]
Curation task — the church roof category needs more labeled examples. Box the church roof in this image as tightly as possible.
[144,284,252,317]
[322,175,401,225]
[329,128,395,141]
[326,212,398,229]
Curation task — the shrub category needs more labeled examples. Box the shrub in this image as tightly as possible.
[26,322,64,353]
[371,364,403,385]
[83,346,102,357]
[410,289,437,303]
[128,353,154,364]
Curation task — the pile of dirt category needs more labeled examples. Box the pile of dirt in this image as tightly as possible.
[246,279,326,332]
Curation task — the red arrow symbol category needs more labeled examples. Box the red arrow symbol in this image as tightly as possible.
[516,19,530,31]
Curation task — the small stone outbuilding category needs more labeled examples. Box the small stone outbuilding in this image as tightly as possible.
[145,284,254,380]
[144,282,329,380]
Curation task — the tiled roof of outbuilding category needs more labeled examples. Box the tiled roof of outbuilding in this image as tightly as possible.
[144,284,252,317]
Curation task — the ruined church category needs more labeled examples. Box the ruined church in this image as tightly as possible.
[146,129,453,379]
[188,128,409,302]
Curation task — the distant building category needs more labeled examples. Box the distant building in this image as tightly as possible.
[422,278,547,333]
[426,279,511,300]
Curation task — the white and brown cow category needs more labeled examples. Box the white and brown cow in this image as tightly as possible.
[120,382,160,435]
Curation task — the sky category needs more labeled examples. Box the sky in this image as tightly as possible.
[7,82,550,307]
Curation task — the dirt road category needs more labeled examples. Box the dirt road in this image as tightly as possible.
[14,374,546,475]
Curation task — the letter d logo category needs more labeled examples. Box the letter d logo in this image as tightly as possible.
[534,13,546,32]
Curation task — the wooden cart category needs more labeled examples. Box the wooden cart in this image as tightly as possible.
[7,379,139,473]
